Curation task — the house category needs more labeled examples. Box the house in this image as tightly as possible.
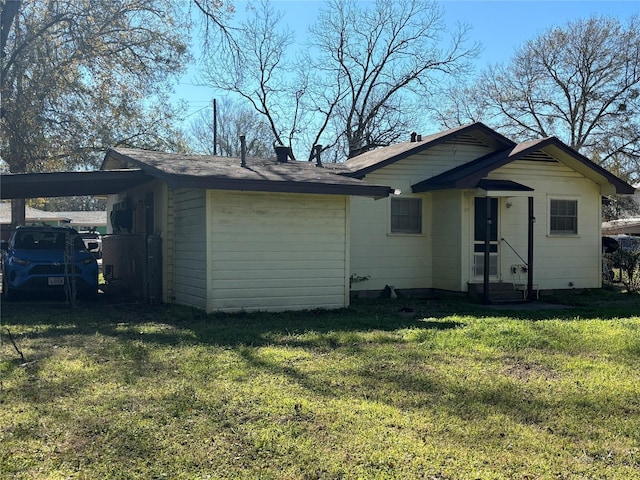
[2,122,632,310]
[56,210,108,234]
[99,147,392,312]
[332,123,635,299]
[602,217,640,236]
[0,202,70,224]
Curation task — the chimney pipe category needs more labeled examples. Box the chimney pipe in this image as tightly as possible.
[410,132,417,142]
[275,144,289,163]
[240,135,247,167]
[416,134,422,142]
[314,144,323,167]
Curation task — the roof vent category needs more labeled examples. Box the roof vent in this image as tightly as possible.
[416,134,422,142]
[314,144,323,168]
[275,145,289,163]
[410,132,417,142]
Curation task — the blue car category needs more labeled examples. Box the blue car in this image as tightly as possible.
[1,226,98,300]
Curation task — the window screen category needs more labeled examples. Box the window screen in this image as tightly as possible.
[391,197,422,234]
[550,199,577,235]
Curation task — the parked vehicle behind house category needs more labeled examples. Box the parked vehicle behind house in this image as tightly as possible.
[1,225,98,300]
[79,230,102,259]
[609,234,640,252]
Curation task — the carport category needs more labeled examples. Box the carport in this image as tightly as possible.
[1,169,156,302]
[0,169,152,225]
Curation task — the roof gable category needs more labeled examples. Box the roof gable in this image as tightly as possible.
[412,137,635,195]
[341,122,516,178]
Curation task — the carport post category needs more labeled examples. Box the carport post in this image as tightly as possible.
[527,196,535,300]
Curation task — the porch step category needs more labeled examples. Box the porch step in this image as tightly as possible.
[468,282,526,304]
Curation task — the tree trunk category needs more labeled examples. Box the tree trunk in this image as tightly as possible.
[11,198,25,228]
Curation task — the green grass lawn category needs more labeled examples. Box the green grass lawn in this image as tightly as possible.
[1,290,639,479]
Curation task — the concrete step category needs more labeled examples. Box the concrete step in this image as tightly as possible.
[468,282,526,303]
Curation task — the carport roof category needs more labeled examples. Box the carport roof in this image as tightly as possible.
[0,169,152,199]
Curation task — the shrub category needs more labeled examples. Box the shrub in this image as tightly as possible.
[611,249,640,293]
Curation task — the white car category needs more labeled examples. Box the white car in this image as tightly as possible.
[79,231,102,259]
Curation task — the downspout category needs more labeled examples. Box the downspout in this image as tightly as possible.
[483,196,492,304]
[527,196,535,300]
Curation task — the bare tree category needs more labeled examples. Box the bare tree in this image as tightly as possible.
[199,0,478,161]
[199,1,298,156]
[188,98,274,157]
[191,0,238,51]
[436,15,640,183]
[306,0,477,159]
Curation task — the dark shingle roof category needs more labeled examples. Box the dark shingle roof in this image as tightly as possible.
[102,148,393,198]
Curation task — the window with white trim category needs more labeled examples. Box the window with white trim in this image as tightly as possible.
[390,197,422,234]
[549,199,578,235]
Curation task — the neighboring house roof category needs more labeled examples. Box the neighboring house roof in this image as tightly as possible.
[602,217,640,235]
[340,122,516,179]
[0,202,71,223]
[56,211,107,227]
[0,202,106,227]
[102,148,393,198]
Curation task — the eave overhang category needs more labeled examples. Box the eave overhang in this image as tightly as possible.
[160,175,394,197]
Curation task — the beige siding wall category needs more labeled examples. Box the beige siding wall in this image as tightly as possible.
[491,160,602,289]
[351,143,604,293]
[350,194,431,291]
[173,189,208,309]
[350,141,493,292]
[207,191,350,312]
[432,190,466,291]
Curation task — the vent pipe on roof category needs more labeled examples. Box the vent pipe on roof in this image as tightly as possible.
[416,134,422,142]
[240,135,247,167]
[275,144,289,163]
[410,132,417,142]
[314,144,323,168]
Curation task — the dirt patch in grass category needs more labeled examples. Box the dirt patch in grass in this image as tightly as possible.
[502,357,559,382]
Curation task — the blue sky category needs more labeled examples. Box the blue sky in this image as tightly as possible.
[174,0,640,122]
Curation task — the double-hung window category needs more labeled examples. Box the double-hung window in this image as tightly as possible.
[549,199,578,235]
[390,197,422,234]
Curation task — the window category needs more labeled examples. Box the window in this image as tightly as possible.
[550,199,578,235]
[391,197,422,234]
